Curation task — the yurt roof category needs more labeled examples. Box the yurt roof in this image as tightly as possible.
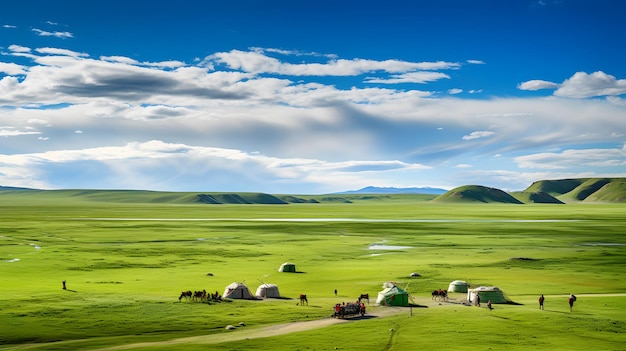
[471,286,501,292]
[450,280,468,285]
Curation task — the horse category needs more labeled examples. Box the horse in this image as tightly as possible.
[358,293,370,304]
[193,290,206,302]
[179,290,192,301]
[431,289,448,301]
[299,294,308,306]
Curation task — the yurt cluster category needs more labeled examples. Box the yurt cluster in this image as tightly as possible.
[219,262,296,300]
[197,261,510,308]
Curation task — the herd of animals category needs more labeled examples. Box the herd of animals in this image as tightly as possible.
[177,289,449,307]
[178,289,222,302]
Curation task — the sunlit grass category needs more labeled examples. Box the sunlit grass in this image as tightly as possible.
[0,196,624,350]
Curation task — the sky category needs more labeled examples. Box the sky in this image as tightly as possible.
[1,0,625,194]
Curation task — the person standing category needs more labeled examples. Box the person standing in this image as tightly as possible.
[568,294,576,312]
[476,293,481,307]
[487,299,493,310]
[62,280,66,290]
[539,294,545,310]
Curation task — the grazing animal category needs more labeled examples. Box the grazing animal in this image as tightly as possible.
[358,293,370,304]
[299,294,308,306]
[431,289,448,301]
[179,290,192,301]
[193,290,207,302]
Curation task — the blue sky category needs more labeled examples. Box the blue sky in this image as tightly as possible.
[1,0,625,193]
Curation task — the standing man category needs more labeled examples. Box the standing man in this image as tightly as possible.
[539,294,545,310]
[62,280,66,290]
[568,294,576,312]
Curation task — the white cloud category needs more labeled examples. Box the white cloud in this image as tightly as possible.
[8,44,31,53]
[0,127,41,137]
[0,62,27,75]
[3,24,17,29]
[462,131,495,140]
[448,88,463,95]
[555,71,626,98]
[100,56,140,65]
[515,147,626,169]
[35,47,88,57]
[206,49,460,76]
[518,79,559,91]
[365,72,450,84]
[32,28,73,39]
[0,141,430,191]
[467,60,485,64]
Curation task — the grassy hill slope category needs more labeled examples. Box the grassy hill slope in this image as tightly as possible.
[509,191,564,204]
[433,185,523,204]
[524,178,626,203]
[584,181,626,202]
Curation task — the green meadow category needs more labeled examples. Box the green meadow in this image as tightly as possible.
[0,193,625,350]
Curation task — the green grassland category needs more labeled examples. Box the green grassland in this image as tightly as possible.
[0,192,625,350]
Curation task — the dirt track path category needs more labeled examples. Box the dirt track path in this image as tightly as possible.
[92,307,407,351]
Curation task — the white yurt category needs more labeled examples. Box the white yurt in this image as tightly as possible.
[255,283,281,298]
[448,280,469,293]
[467,286,508,304]
[223,282,253,299]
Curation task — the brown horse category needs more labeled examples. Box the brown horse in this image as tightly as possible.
[179,290,192,301]
[193,290,207,302]
[431,289,448,301]
[358,293,370,304]
[299,294,308,306]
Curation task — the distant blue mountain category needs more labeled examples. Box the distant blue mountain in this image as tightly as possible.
[0,185,35,191]
[337,186,448,195]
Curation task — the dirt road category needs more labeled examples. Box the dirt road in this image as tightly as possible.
[91,307,407,351]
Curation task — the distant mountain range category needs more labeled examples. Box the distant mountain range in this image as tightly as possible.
[0,178,624,204]
[336,186,448,195]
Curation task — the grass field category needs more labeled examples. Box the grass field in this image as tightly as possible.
[0,194,625,350]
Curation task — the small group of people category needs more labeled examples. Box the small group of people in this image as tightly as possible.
[474,294,493,310]
[538,293,576,311]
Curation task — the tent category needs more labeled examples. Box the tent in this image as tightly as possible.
[278,262,296,273]
[255,283,281,298]
[448,280,469,293]
[375,282,409,306]
[467,286,509,304]
[223,282,253,299]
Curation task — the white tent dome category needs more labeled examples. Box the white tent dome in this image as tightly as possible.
[255,283,280,298]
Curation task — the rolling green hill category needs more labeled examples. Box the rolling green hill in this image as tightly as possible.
[0,177,624,204]
[583,181,626,202]
[509,191,564,204]
[524,178,626,203]
[433,185,523,204]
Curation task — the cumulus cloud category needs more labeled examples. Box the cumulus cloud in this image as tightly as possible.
[0,62,27,75]
[519,71,626,98]
[518,79,559,91]
[1,45,625,192]
[555,71,626,98]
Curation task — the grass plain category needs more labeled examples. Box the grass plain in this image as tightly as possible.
[0,193,625,350]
